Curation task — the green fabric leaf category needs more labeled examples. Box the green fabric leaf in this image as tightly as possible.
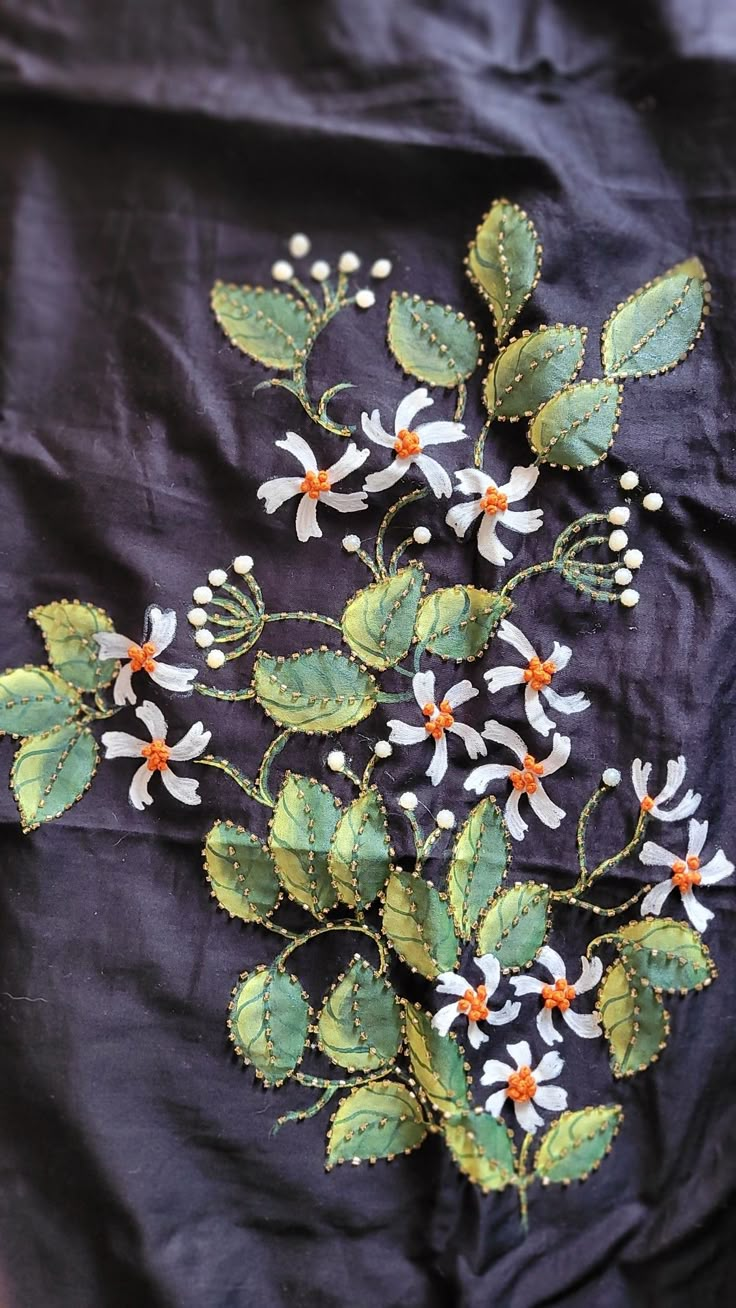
[528,379,622,469]
[326,1081,427,1167]
[203,820,281,923]
[443,1112,516,1192]
[598,958,669,1077]
[414,586,512,662]
[29,600,118,692]
[210,281,313,370]
[404,1006,470,1116]
[252,649,378,733]
[447,798,510,939]
[317,959,402,1072]
[269,774,340,917]
[341,565,425,670]
[328,786,391,910]
[617,918,716,993]
[477,881,550,971]
[484,325,587,421]
[387,292,482,387]
[382,868,459,979]
[11,723,98,832]
[466,199,542,344]
[601,257,709,379]
[533,1105,622,1184]
[229,965,309,1086]
[0,667,81,737]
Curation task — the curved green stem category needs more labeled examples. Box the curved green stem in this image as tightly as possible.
[389,536,415,574]
[339,764,362,789]
[273,1085,337,1132]
[257,729,292,806]
[84,695,120,722]
[454,382,468,422]
[278,921,389,975]
[293,1065,396,1092]
[553,884,652,917]
[194,754,270,806]
[265,611,342,632]
[376,689,415,703]
[516,1131,534,1232]
[500,558,557,599]
[351,547,381,580]
[375,488,428,577]
[194,683,255,701]
[473,416,493,469]
[585,931,624,958]
[552,513,608,562]
[583,809,649,894]
[567,785,649,898]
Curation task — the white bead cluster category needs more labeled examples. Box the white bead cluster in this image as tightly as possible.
[273,234,392,309]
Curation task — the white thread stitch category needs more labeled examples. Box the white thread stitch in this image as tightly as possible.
[432,955,520,1049]
[95,607,196,706]
[258,433,369,543]
[631,755,701,822]
[465,723,570,841]
[387,669,486,786]
[485,620,589,738]
[639,818,733,932]
[362,387,467,500]
[446,465,543,566]
[101,701,210,810]
[510,946,603,1046]
[481,1042,567,1133]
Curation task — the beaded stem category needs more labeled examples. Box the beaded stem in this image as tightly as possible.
[278,921,389,976]
[375,488,428,578]
[265,611,342,632]
[257,729,292,806]
[194,754,270,806]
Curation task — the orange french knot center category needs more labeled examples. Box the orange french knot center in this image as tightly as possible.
[141,739,170,772]
[423,699,454,739]
[507,1065,537,1102]
[456,984,489,1023]
[541,977,576,1011]
[523,656,556,692]
[394,427,422,458]
[510,754,545,794]
[300,469,331,499]
[641,795,655,812]
[479,487,508,516]
[671,856,702,892]
[127,641,157,673]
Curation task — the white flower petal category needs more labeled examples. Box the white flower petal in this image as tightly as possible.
[681,888,714,933]
[161,768,202,806]
[363,460,409,494]
[467,1020,489,1049]
[542,733,571,776]
[687,819,709,860]
[574,955,603,994]
[455,467,493,496]
[528,782,566,830]
[443,680,477,710]
[445,499,484,539]
[639,840,678,868]
[415,453,453,498]
[654,755,687,807]
[514,1099,545,1133]
[484,1089,508,1118]
[149,663,197,695]
[477,514,512,566]
[486,1000,520,1026]
[395,387,432,434]
[499,508,544,536]
[129,762,154,810]
[504,789,528,841]
[500,464,540,502]
[95,631,133,659]
[167,722,211,762]
[275,430,317,472]
[536,946,566,980]
[473,955,500,994]
[562,1009,602,1039]
[640,880,675,917]
[101,731,145,759]
[431,1002,462,1036]
[386,719,427,746]
[426,733,448,786]
[295,494,322,542]
[257,475,304,513]
[507,1040,532,1069]
[509,976,544,997]
[485,666,526,692]
[481,720,527,761]
[698,850,734,885]
[361,409,395,448]
[548,642,572,671]
[147,607,177,654]
[325,442,370,484]
[533,1084,568,1113]
[135,700,168,741]
[112,662,136,706]
[448,722,487,760]
[415,420,467,445]
[480,1059,515,1087]
[542,687,590,716]
[464,763,513,794]
[412,670,436,709]
[655,791,701,822]
[524,685,556,737]
[497,620,537,662]
[436,973,470,997]
[631,759,652,803]
[536,1006,562,1046]
[320,491,368,514]
[533,1050,564,1083]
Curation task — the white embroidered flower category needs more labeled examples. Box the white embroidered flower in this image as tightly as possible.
[484,620,590,738]
[510,947,603,1047]
[387,670,486,786]
[445,465,543,566]
[465,723,570,841]
[481,1041,567,1133]
[101,701,211,811]
[431,955,520,1050]
[639,818,733,933]
[361,387,467,499]
[257,432,369,543]
[94,607,196,707]
[631,755,701,822]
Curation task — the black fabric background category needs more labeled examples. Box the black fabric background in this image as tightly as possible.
[1,2,735,1305]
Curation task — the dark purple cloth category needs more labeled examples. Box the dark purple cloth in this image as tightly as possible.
[1,3,735,1305]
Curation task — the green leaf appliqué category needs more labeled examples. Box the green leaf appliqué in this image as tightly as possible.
[598,958,669,1077]
[477,881,550,971]
[533,1105,622,1184]
[466,199,542,344]
[601,257,709,379]
[229,965,309,1086]
[341,564,425,670]
[252,649,378,734]
[269,774,340,917]
[528,379,622,468]
[30,600,119,693]
[326,1081,427,1167]
[447,798,510,939]
[203,820,281,923]
[317,958,402,1072]
[404,1005,470,1116]
[617,918,716,993]
[211,282,313,370]
[387,292,482,387]
[382,868,459,979]
[484,325,587,421]
[328,786,392,910]
[11,722,98,831]
[443,1111,516,1192]
[0,667,81,737]
[414,586,512,662]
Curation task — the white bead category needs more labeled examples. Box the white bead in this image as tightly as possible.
[620,588,640,608]
[643,492,663,511]
[271,260,293,282]
[608,506,630,526]
[208,569,227,587]
[355,289,375,309]
[413,526,431,545]
[436,809,455,830]
[327,750,345,772]
[623,548,643,570]
[233,554,254,575]
[310,260,330,281]
[602,768,621,787]
[187,607,208,627]
[374,740,392,759]
[608,529,628,553]
[342,534,361,553]
[195,629,214,648]
[288,233,310,258]
[192,586,212,605]
[370,258,392,279]
[207,649,226,669]
[399,791,418,811]
[339,250,360,273]
[619,470,639,491]
[614,567,633,586]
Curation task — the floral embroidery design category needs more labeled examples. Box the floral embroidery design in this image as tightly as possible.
[465,723,571,841]
[485,620,589,737]
[101,701,211,810]
[431,954,520,1048]
[446,465,543,566]
[95,606,196,705]
[386,670,486,785]
[481,1042,567,1133]
[639,819,733,932]
[510,947,603,1045]
[362,387,468,498]
[257,433,369,541]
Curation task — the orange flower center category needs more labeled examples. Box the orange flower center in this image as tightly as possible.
[479,487,508,516]
[141,739,170,772]
[541,977,576,1011]
[456,984,489,1023]
[127,641,157,673]
[423,699,455,739]
[394,428,422,459]
[509,754,544,794]
[300,469,331,499]
[507,1065,537,1102]
[671,856,702,892]
[641,796,655,812]
[523,656,556,692]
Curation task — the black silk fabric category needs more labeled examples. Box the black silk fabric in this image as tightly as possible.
[1,4,736,1305]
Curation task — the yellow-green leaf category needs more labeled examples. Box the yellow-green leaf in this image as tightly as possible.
[484,325,587,420]
[252,649,378,734]
[617,918,715,993]
[0,667,80,737]
[601,257,709,379]
[11,723,98,832]
[30,600,118,692]
[269,773,340,917]
[405,1006,470,1116]
[466,199,542,344]
[533,1105,622,1184]
[598,958,669,1078]
[326,1082,427,1167]
[228,965,309,1086]
[382,869,458,978]
[414,586,512,662]
[443,1112,516,1191]
[387,293,482,387]
[528,379,622,469]
[203,820,281,923]
[447,798,510,939]
[211,282,313,370]
[341,565,425,670]
[328,786,391,910]
[477,881,550,971]
[317,959,401,1072]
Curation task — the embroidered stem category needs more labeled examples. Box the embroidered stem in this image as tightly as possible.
[499,558,557,598]
[376,690,415,704]
[473,417,493,469]
[516,1131,534,1233]
[339,764,363,789]
[582,808,649,893]
[278,922,389,976]
[272,1085,338,1132]
[585,931,624,958]
[265,611,342,632]
[292,1066,396,1092]
[194,754,270,806]
[257,729,292,806]
[389,536,415,574]
[375,488,429,578]
[360,753,378,791]
[454,382,467,422]
[554,885,652,917]
[415,826,443,873]
[194,683,255,701]
[552,513,608,562]
[565,784,649,899]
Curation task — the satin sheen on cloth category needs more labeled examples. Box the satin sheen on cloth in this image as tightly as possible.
[0,3,735,1306]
